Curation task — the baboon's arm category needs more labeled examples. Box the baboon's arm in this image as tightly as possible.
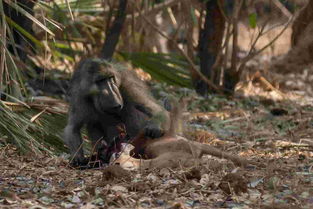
[64,113,86,165]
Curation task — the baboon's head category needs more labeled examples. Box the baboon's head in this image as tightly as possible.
[84,60,124,113]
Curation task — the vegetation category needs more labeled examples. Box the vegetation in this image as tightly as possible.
[0,0,313,208]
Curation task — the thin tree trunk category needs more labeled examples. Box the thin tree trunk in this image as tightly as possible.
[195,0,225,96]
[100,0,128,60]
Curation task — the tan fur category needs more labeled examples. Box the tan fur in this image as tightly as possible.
[116,98,249,169]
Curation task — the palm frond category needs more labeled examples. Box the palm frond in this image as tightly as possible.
[120,52,192,88]
[0,101,67,154]
[5,0,54,36]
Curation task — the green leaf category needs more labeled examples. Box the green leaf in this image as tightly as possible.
[249,13,257,28]
[5,0,55,36]
[0,101,67,155]
[120,52,192,88]
[190,7,198,25]
[5,16,44,49]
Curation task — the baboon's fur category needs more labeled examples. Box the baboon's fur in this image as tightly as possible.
[64,58,169,166]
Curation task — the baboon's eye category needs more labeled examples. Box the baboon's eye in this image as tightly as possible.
[110,76,116,84]
[95,77,107,84]
[95,76,115,85]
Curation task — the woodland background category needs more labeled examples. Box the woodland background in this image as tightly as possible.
[0,0,313,208]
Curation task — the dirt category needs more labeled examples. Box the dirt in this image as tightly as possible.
[218,173,248,195]
[1,88,313,208]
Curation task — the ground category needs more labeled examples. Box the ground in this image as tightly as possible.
[1,67,313,209]
[2,1,313,208]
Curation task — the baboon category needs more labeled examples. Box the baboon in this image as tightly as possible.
[64,58,169,167]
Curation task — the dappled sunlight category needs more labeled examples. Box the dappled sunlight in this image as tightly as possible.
[1,0,313,208]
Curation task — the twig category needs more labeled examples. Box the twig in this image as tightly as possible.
[131,0,221,93]
[238,17,293,74]
[0,21,7,89]
[3,101,68,114]
[230,0,243,71]
[182,1,195,60]
[246,20,268,57]
[300,139,313,146]
[222,22,231,71]
[30,107,47,122]
[272,0,292,19]
[167,7,177,27]
[126,0,182,20]
[217,0,230,23]
[65,0,74,20]
[68,142,85,168]
[277,144,312,149]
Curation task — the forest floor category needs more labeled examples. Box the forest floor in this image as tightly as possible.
[1,58,313,209]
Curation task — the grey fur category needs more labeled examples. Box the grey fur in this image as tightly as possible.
[64,58,169,166]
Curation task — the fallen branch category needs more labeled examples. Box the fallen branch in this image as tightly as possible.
[253,72,285,98]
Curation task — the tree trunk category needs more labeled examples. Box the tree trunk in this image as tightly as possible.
[273,1,313,73]
[100,0,128,60]
[194,0,225,96]
[291,1,313,47]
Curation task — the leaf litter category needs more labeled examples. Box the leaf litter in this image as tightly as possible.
[1,68,313,208]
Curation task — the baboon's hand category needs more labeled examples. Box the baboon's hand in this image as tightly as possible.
[144,124,164,139]
[70,157,89,169]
